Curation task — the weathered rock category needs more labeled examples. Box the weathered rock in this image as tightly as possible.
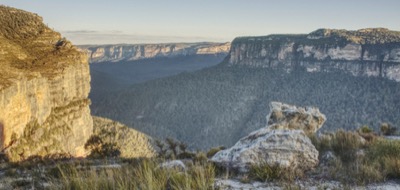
[267,102,326,134]
[0,6,92,161]
[211,129,319,172]
[211,102,324,172]
[79,42,231,63]
[92,116,155,158]
[160,160,186,171]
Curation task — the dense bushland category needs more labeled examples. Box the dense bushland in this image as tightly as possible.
[92,64,400,149]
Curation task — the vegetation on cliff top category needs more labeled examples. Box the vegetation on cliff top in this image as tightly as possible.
[0,5,87,89]
[232,28,400,47]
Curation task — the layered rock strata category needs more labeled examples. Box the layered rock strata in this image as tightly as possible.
[227,28,400,81]
[0,6,92,161]
[79,42,231,63]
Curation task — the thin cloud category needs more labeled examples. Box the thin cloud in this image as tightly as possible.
[60,30,229,45]
[63,30,98,34]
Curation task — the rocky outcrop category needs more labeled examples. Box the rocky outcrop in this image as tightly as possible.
[267,102,326,134]
[211,102,325,172]
[0,6,92,161]
[92,116,155,158]
[79,42,231,63]
[227,28,400,81]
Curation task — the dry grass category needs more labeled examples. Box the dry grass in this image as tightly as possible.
[248,162,304,183]
[311,129,400,185]
[48,159,216,190]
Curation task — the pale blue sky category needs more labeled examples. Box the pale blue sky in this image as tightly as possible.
[1,0,399,44]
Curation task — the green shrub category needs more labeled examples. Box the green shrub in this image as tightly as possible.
[359,125,373,134]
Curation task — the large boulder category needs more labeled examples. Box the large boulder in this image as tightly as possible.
[211,102,326,172]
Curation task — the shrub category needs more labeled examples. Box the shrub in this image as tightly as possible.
[330,130,365,163]
[380,123,397,136]
[193,152,208,164]
[155,140,168,158]
[156,138,194,159]
[308,133,332,153]
[206,146,226,158]
[358,125,373,134]
[84,135,121,158]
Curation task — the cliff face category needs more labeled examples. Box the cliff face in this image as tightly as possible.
[227,28,400,81]
[79,42,231,63]
[0,6,92,161]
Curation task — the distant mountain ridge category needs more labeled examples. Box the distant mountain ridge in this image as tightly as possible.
[79,42,230,63]
[91,28,400,150]
[227,28,400,81]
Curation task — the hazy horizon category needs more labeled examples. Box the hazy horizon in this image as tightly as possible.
[1,0,399,45]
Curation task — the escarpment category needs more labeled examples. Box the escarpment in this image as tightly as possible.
[227,28,400,81]
[0,6,92,161]
[79,42,231,63]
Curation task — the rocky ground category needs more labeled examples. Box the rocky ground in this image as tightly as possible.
[215,178,400,190]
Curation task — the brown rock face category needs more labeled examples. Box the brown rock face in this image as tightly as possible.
[0,6,92,161]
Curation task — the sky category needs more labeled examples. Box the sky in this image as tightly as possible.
[0,0,399,45]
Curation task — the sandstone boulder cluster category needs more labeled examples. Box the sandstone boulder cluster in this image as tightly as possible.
[211,102,326,173]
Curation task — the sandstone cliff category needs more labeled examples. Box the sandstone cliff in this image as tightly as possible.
[0,6,92,161]
[227,28,400,81]
[79,42,231,63]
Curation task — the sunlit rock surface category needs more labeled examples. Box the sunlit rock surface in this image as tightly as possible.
[0,6,92,161]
